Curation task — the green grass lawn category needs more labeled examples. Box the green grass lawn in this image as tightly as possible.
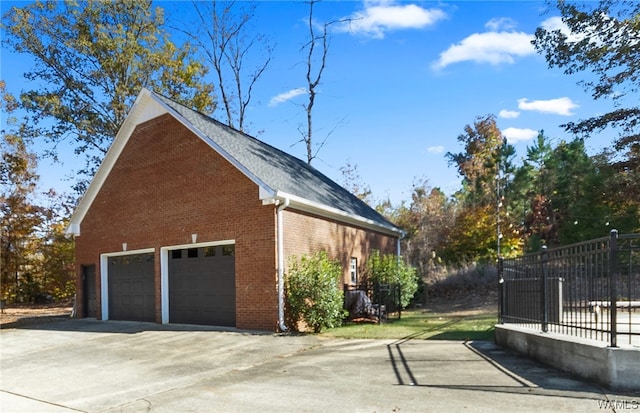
[321,309,498,341]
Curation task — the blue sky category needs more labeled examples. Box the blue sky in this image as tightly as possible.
[2,1,620,205]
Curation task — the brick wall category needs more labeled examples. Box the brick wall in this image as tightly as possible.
[282,209,398,285]
[74,114,278,330]
[74,112,399,331]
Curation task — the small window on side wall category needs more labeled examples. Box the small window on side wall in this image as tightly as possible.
[350,257,358,285]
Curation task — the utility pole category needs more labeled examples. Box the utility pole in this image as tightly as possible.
[496,169,503,259]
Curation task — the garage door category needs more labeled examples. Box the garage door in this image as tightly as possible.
[108,253,155,322]
[169,245,236,326]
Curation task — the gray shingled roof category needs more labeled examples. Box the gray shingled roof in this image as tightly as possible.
[153,92,400,234]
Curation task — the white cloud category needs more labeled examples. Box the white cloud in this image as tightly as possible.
[427,145,445,154]
[268,88,307,107]
[433,31,535,69]
[337,1,446,39]
[540,16,585,43]
[499,109,520,119]
[485,17,517,31]
[540,16,565,32]
[502,127,538,143]
[517,97,578,116]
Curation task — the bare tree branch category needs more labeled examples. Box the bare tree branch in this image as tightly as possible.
[184,1,274,133]
[299,0,352,164]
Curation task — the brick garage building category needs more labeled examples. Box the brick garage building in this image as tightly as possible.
[67,89,403,331]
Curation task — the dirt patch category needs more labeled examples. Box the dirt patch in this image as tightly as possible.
[0,303,74,328]
[421,287,499,317]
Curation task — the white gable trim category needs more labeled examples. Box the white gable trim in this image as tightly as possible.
[66,89,159,236]
[66,89,274,236]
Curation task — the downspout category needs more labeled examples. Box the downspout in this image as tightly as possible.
[277,197,290,332]
[397,230,406,261]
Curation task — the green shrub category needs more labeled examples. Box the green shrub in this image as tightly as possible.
[365,250,418,308]
[285,251,346,333]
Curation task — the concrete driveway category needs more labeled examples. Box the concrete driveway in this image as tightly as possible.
[1,319,636,412]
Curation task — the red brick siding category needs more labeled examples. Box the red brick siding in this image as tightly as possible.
[74,114,278,330]
[74,113,399,331]
[282,209,397,285]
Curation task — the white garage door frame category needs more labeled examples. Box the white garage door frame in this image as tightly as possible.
[99,247,156,321]
[160,239,235,324]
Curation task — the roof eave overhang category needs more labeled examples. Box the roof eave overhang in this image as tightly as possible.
[262,191,404,238]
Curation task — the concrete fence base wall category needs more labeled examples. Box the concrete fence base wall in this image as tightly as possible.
[495,324,640,391]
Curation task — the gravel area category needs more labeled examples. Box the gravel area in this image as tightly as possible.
[0,303,73,328]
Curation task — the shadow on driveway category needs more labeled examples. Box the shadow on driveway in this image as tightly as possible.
[2,318,638,412]
[386,331,638,401]
[3,317,275,335]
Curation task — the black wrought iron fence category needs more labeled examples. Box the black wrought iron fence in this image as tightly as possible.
[499,230,640,347]
[343,283,401,324]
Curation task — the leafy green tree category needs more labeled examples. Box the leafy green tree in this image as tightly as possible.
[447,115,514,207]
[446,115,519,261]
[1,87,44,301]
[533,0,640,202]
[364,250,418,308]
[595,150,640,234]
[440,205,497,264]
[39,191,75,301]
[512,135,617,248]
[509,129,638,250]
[1,81,75,303]
[389,180,454,276]
[285,251,345,333]
[546,139,612,244]
[510,131,555,251]
[2,0,215,192]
